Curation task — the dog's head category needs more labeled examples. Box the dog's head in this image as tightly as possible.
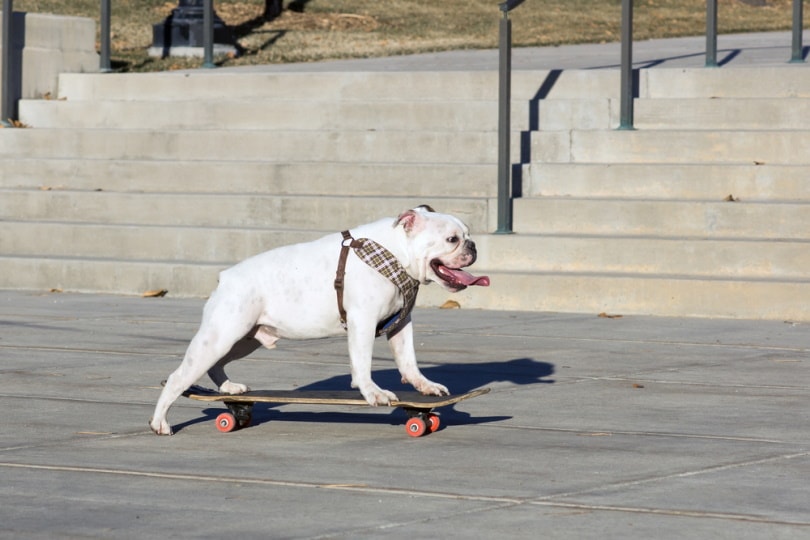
[395,205,490,292]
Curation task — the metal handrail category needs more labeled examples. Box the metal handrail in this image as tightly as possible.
[495,0,525,234]
[1,0,13,126]
[619,0,806,129]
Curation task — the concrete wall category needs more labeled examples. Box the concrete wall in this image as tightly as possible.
[0,12,98,116]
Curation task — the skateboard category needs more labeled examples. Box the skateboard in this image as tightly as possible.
[180,385,490,437]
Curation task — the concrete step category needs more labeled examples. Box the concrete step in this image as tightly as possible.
[512,198,810,239]
[0,221,322,264]
[642,66,810,99]
[53,67,809,105]
[54,70,622,102]
[535,98,810,130]
[420,269,810,321]
[0,159,497,197]
[475,233,810,280]
[524,163,810,201]
[17,98,530,132]
[0,128,504,164]
[2,255,807,321]
[0,189,491,232]
[5,221,805,280]
[531,129,810,164]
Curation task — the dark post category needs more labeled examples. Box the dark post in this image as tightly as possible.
[202,0,214,68]
[150,0,235,59]
[790,0,804,63]
[496,3,513,234]
[618,0,634,130]
[100,0,111,72]
[1,0,13,125]
[705,0,718,67]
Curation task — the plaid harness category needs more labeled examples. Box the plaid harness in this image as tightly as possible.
[334,230,420,339]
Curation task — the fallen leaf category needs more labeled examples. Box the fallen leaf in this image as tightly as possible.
[49,288,63,293]
[440,300,460,309]
[598,312,622,319]
[723,194,738,202]
[753,160,765,165]
[632,383,645,389]
[142,289,168,298]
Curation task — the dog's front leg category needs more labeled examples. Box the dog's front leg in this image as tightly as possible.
[347,315,398,405]
[388,321,449,396]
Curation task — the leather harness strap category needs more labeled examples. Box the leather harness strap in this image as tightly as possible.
[334,230,419,339]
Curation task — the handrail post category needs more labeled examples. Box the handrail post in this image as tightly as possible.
[99,0,111,72]
[495,1,524,235]
[790,0,804,63]
[1,0,14,126]
[705,0,718,67]
[202,0,214,68]
[618,0,634,130]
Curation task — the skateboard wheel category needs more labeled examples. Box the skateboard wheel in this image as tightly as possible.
[406,417,427,438]
[426,413,440,433]
[216,412,238,433]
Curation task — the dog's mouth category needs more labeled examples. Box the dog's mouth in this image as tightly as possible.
[430,259,490,291]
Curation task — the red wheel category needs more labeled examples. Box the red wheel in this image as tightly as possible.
[426,413,440,433]
[216,412,238,433]
[406,417,427,438]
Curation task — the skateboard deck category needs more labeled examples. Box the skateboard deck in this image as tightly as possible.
[181,385,490,437]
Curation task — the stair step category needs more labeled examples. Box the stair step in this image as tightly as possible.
[2,255,807,321]
[475,233,809,279]
[0,189,490,232]
[0,128,504,163]
[18,98,530,131]
[512,198,810,239]
[54,70,622,102]
[1,159,497,197]
[1,221,323,264]
[535,98,810,130]
[531,129,810,164]
[524,163,810,201]
[642,66,810,99]
[419,270,810,321]
[7,224,806,280]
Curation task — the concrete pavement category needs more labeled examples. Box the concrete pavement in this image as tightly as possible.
[0,289,808,538]
[215,30,809,72]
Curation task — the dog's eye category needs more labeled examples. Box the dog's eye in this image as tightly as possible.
[447,235,459,244]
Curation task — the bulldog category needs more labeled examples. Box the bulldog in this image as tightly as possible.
[149,205,489,435]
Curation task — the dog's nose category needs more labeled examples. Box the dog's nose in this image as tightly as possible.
[464,240,477,265]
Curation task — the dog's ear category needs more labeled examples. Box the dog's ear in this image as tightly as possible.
[415,204,436,213]
[395,208,427,233]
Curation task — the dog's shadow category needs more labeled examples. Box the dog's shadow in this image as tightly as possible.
[176,357,554,434]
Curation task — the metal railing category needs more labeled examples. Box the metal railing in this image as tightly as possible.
[619,0,806,129]
[1,0,14,126]
[496,0,526,235]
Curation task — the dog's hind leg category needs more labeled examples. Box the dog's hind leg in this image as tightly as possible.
[206,327,267,394]
[149,290,261,435]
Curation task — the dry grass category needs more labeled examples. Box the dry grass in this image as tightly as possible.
[14,0,802,71]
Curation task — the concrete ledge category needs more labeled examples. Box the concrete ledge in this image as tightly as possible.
[0,12,98,106]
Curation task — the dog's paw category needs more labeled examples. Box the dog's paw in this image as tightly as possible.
[149,418,173,436]
[413,378,450,397]
[359,384,398,406]
[219,381,250,395]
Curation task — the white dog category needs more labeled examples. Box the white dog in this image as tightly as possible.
[149,205,489,435]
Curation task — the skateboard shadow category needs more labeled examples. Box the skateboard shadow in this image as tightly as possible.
[171,357,552,433]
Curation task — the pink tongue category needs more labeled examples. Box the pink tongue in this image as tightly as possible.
[442,266,490,287]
